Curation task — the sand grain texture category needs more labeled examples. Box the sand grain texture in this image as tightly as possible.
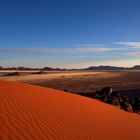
[0,80,140,140]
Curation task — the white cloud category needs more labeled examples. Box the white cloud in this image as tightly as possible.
[0,47,115,55]
[61,47,115,54]
[127,52,140,56]
[73,44,104,47]
[115,42,140,48]
[0,48,59,55]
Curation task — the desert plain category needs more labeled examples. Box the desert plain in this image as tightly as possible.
[1,70,140,97]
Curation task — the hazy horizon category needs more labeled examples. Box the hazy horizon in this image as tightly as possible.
[0,0,140,68]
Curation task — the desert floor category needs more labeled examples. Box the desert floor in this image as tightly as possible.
[1,70,140,97]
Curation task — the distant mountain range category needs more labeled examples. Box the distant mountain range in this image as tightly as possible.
[85,65,140,70]
[0,66,40,70]
[85,66,124,70]
[43,67,66,71]
[0,66,66,71]
[0,65,140,70]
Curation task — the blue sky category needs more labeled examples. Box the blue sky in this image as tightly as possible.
[0,0,140,68]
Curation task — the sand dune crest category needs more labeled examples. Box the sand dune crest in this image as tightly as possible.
[0,80,140,140]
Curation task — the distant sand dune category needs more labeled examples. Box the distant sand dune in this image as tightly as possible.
[0,80,140,140]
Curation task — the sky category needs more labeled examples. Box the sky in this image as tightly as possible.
[0,0,140,68]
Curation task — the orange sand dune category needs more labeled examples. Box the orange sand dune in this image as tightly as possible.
[0,80,140,140]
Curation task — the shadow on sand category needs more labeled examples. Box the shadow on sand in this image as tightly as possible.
[119,89,140,98]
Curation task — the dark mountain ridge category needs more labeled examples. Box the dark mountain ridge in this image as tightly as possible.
[0,65,140,71]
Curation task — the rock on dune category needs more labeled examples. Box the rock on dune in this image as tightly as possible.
[0,80,140,140]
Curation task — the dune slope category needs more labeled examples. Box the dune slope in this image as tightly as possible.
[0,80,140,140]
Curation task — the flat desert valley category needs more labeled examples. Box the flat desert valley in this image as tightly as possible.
[1,70,140,97]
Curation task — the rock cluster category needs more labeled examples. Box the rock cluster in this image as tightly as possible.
[77,87,140,114]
